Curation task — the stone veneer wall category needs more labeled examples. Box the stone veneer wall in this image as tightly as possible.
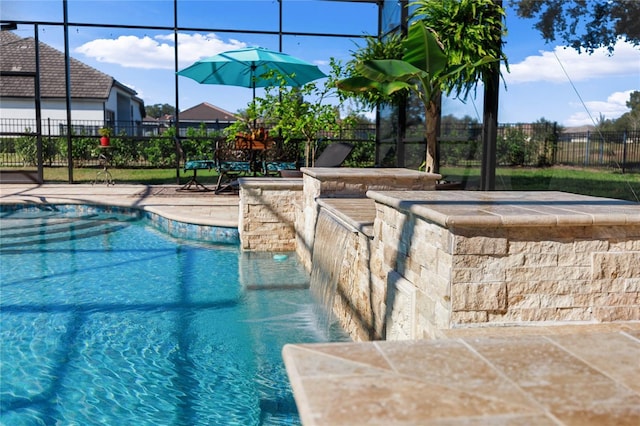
[371,197,640,340]
[296,168,441,271]
[238,178,303,251]
[239,173,639,341]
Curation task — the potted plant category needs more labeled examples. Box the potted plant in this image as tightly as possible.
[98,127,111,147]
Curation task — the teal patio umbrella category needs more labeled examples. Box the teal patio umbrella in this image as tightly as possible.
[177,46,327,100]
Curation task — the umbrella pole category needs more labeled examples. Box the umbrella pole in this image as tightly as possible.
[251,64,257,130]
[252,81,257,129]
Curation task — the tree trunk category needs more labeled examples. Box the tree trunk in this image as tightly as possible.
[424,96,441,174]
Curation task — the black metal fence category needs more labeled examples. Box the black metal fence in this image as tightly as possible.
[436,123,639,173]
[1,119,638,173]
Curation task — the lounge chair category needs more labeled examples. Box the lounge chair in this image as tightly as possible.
[313,142,353,167]
[279,142,353,177]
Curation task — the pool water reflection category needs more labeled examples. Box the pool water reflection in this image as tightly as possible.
[0,207,348,425]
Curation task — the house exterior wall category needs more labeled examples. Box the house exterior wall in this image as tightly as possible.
[1,88,143,136]
[0,98,104,122]
[106,86,144,123]
[0,98,105,135]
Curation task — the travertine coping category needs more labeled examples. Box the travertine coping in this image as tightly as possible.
[367,190,640,228]
[316,198,376,237]
[237,177,303,190]
[283,322,640,426]
[301,167,441,187]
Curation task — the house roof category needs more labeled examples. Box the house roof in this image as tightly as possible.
[179,102,237,122]
[562,125,596,133]
[0,31,138,100]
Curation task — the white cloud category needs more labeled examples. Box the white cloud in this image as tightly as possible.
[564,90,633,126]
[74,33,247,69]
[504,39,640,85]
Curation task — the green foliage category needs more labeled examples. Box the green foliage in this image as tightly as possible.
[339,24,455,106]
[498,128,527,165]
[108,133,138,167]
[182,123,219,159]
[223,109,254,139]
[410,0,508,98]
[343,137,376,168]
[15,131,37,166]
[341,34,406,109]
[41,136,57,166]
[612,90,640,131]
[143,139,176,167]
[13,131,59,166]
[55,129,96,166]
[496,121,559,167]
[338,22,496,172]
[226,60,359,166]
[143,127,178,167]
[511,0,640,54]
[145,103,176,118]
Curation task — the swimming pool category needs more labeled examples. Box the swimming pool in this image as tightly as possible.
[0,205,348,425]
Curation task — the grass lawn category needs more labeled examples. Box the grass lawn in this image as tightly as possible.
[43,167,223,187]
[37,165,640,202]
[439,166,639,202]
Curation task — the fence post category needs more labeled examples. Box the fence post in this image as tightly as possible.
[585,130,590,166]
[622,131,627,174]
[599,133,604,166]
[552,122,558,165]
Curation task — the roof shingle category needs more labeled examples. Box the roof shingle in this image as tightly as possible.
[180,102,237,121]
[0,31,135,100]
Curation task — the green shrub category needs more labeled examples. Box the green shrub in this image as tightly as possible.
[498,128,527,166]
[15,132,38,166]
[144,137,177,167]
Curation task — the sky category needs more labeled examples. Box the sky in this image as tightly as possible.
[2,0,639,128]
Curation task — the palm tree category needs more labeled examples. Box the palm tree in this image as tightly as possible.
[338,0,507,174]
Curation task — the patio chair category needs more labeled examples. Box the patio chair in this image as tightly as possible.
[214,139,252,194]
[178,138,217,191]
[262,138,301,176]
[181,159,216,191]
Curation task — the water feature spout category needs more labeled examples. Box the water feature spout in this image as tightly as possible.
[308,208,352,332]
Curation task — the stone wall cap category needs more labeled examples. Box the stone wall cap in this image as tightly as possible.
[317,198,376,237]
[301,167,441,181]
[238,177,303,189]
[366,190,640,228]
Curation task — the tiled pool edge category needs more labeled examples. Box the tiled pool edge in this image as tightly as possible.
[0,203,240,245]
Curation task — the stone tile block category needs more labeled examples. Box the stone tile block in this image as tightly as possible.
[452,282,507,311]
[453,234,508,255]
[592,252,640,279]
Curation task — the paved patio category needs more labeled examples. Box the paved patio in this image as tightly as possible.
[0,184,239,228]
[284,323,640,425]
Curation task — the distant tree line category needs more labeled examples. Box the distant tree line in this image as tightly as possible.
[145,104,176,119]
[595,91,640,132]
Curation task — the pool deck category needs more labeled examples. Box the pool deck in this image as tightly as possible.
[2,183,639,425]
[284,323,640,425]
[0,183,239,228]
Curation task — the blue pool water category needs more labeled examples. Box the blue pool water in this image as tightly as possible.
[0,206,348,425]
